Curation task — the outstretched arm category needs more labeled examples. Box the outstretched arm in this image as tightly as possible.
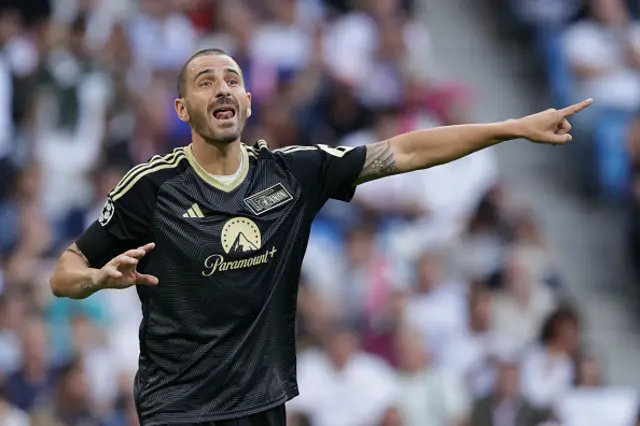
[355,98,593,185]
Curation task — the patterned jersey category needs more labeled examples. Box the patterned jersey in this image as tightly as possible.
[75,141,366,425]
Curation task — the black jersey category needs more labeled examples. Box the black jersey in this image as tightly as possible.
[75,141,366,425]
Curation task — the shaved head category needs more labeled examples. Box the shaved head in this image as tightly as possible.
[177,48,240,97]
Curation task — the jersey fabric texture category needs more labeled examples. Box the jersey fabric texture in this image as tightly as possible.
[75,141,366,425]
[194,404,286,426]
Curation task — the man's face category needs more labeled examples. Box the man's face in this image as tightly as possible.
[176,54,251,145]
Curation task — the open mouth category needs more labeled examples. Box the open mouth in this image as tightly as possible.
[212,106,236,120]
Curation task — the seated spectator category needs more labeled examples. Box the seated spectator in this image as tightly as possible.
[287,324,399,426]
[127,0,197,75]
[295,275,334,349]
[103,376,139,426]
[404,249,467,361]
[506,209,563,291]
[68,314,115,415]
[395,327,470,426]
[470,357,549,426]
[250,0,314,76]
[553,356,640,426]
[441,281,515,397]
[0,163,53,286]
[452,187,511,280]
[0,293,26,374]
[0,375,30,426]
[304,222,394,332]
[553,355,639,426]
[31,15,110,222]
[491,244,557,350]
[563,0,640,112]
[5,317,55,413]
[520,305,581,409]
[30,357,101,426]
[362,290,406,367]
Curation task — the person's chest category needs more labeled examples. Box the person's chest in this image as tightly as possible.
[142,162,308,307]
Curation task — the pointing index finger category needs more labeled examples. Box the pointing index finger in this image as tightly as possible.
[560,98,594,117]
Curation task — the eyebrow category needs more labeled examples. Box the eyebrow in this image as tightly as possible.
[193,68,242,81]
[194,68,214,81]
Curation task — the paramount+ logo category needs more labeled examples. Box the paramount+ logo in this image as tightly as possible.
[202,217,277,277]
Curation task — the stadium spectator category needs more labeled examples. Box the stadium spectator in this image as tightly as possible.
[491,244,557,350]
[520,305,581,409]
[395,326,470,426]
[441,281,513,398]
[0,377,29,426]
[469,358,549,426]
[404,249,467,362]
[563,0,640,112]
[288,324,399,426]
[4,317,55,413]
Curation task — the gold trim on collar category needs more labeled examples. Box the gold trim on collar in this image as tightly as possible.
[185,144,249,192]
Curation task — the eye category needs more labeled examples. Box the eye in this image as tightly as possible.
[228,79,239,86]
[199,81,212,87]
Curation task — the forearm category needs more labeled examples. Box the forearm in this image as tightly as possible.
[50,246,104,299]
[356,120,520,184]
[392,121,520,172]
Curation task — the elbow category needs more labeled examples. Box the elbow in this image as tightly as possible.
[49,263,72,299]
[49,273,66,298]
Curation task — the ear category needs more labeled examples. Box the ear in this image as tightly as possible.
[246,92,252,118]
[174,98,190,123]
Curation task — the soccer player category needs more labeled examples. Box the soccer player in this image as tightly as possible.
[49,48,592,426]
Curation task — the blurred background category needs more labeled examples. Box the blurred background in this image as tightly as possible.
[1,0,640,425]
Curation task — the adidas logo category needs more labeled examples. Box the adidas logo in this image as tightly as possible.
[183,203,204,218]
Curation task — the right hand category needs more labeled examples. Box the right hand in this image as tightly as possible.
[515,98,593,145]
[93,243,158,290]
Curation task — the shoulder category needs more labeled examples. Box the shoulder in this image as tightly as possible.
[108,147,188,202]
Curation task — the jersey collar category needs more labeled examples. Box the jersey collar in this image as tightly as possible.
[185,143,249,192]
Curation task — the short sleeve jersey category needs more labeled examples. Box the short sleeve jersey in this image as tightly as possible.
[75,141,366,425]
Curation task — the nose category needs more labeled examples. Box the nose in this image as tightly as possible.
[215,80,231,98]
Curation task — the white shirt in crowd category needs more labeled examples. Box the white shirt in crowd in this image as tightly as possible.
[563,20,640,110]
[520,345,574,409]
[34,66,111,220]
[491,284,556,352]
[0,404,30,426]
[396,367,469,426]
[440,331,516,397]
[554,387,639,426]
[288,349,399,426]
[404,283,468,362]
[322,12,437,106]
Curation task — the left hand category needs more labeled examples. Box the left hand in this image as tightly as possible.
[515,98,593,145]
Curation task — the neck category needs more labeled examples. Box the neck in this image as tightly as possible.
[191,136,242,176]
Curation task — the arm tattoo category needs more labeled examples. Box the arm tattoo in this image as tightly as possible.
[355,140,399,185]
[66,244,90,266]
[79,279,99,292]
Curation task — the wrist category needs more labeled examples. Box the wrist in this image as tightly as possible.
[79,269,105,297]
[498,119,526,140]
[90,268,107,290]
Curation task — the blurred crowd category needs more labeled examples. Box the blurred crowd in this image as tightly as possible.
[499,0,640,277]
[0,0,637,425]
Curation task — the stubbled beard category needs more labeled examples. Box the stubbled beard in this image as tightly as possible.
[186,102,244,144]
